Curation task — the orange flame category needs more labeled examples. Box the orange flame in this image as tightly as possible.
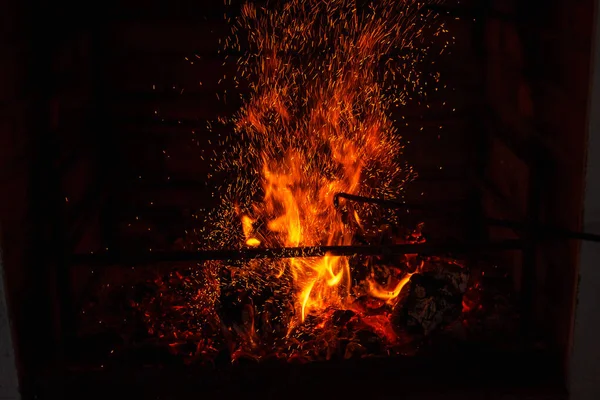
[368,258,424,303]
[259,154,356,322]
[368,274,413,303]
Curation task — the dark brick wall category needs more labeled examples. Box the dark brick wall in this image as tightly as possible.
[482,0,596,372]
[0,0,107,395]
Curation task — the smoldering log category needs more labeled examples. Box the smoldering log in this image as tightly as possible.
[392,259,470,336]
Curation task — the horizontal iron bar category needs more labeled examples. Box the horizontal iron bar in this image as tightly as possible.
[71,240,524,266]
[334,193,600,242]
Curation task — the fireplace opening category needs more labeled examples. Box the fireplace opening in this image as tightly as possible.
[0,0,598,398]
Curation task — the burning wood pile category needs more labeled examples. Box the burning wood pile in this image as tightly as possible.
[129,223,473,364]
[76,240,520,367]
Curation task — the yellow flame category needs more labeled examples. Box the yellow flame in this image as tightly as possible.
[241,215,254,238]
[241,215,261,246]
[246,238,261,247]
[368,260,424,303]
[368,274,413,303]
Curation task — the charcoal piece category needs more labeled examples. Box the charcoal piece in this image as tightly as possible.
[392,273,463,336]
[332,309,355,327]
[372,263,393,282]
[310,339,334,361]
[259,298,293,341]
[352,329,383,354]
[344,341,366,359]
[336,338,350,357]
[364,296,387,311]
[326,343,337,361]
[421,259,470,294]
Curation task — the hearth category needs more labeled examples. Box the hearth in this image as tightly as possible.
[0,0,598,399]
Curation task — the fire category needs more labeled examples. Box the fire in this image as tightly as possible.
[368,273,414,302]
[126,0,472,364]
[368,258,424,303]
[257,153,357,322]
[205,0,448,328]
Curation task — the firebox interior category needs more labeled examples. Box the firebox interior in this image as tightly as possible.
[0,0,596,399]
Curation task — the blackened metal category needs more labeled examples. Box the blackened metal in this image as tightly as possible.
[71,239,524,266]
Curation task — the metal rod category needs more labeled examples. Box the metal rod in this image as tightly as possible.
[334,193,600,243]
[71,239,524,266]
